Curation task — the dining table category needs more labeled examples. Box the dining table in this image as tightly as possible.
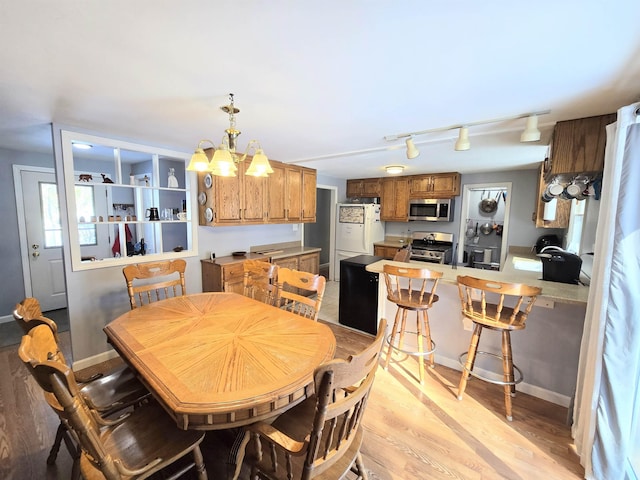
[103,292,337,431]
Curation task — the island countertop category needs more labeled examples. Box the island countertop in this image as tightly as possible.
[366,248,589,306]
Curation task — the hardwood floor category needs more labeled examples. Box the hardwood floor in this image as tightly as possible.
[1,318,584,480]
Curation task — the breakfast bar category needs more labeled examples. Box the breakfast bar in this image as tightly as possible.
[366,248,589,407]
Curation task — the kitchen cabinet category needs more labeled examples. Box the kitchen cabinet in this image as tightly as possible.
[266,162,287,223]
[374,245,403,259]
[409,172,460,198]
[302,168,317,223]
[60,130,194,271]
[201,253,272,293]
[346,178,381,198]
[544,113,616,183]
[380,177,409,222]
[533,163,570,228]
[198,160,316,226]
[273,251,320,296]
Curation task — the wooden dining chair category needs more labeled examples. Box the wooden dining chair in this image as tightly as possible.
[19,324,208,480]
[275,267,326,321]
[456,275,541,421]
[243,259,279,305]
[244,318,387,480]
[392,245,412,262]
[123,258,187,309]
[13,297,149,469]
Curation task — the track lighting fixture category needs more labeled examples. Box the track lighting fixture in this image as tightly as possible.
[520,114,541,142]
[454,127,470,151]
[405,137,420,159]
[384,110,550,152]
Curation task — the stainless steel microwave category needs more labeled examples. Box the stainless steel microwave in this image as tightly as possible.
[408,198,454,221]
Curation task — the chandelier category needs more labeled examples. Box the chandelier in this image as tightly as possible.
[187,93,273,177]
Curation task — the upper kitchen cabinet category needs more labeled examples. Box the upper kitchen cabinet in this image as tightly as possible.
[380,177,409,222]
[408,172,460,198]
[198,159,316,226]
[544,113,616,183]
[346,178,381,198]
[60,131,195,271]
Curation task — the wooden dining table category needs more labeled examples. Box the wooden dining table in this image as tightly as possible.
[104,292,336,431]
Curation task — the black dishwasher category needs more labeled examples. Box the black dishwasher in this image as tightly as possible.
[339,255,384,335]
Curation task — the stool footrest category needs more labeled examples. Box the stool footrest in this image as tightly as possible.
[386,331,435,357]
[458,351,523,386]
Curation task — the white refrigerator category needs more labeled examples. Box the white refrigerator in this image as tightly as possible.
[334,203,385,281]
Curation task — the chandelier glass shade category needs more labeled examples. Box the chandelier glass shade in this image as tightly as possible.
[187,93,272,177]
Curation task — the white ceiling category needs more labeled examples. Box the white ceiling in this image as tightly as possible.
[1,1,639,179]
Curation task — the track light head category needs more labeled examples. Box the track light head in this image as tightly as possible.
[405,137,420,159]
[454,127,471,151]
[520,114,541,142]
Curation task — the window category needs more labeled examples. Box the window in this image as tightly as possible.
[40,182,62,248]
[74,185,97,246]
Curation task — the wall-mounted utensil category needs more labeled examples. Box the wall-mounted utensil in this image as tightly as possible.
[480,191,498,213]
[473,222,479,243]
[480,222,493,235]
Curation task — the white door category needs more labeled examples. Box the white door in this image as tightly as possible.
[19,170,67,311]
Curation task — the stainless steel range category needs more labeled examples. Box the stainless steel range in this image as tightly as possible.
[410,231,454,264]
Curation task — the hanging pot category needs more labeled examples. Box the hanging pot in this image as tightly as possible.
[479,191,498,213]
[480,222,493,235]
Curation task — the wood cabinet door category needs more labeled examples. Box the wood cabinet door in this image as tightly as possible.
[285,166,302,222]
[346,179,362,197]
[299,252,319,275]
[302,168,317,223]
[380,178,396,220]
[380,178,409,222]
[242,161,267,223]
[214,174,243,224]
[394,178,409,221]
[408,175,432,196]
[431,173,460,197]
[362,178,381,196]
[267,162,287,223]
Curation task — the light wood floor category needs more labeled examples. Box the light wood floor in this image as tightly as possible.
[1,318,584,480]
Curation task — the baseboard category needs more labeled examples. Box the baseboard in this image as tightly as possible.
[435,354,572,408]
[72,349,121,372]
[0,314,13,325]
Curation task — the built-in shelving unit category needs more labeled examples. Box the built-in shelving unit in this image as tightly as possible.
[60,131,196,271]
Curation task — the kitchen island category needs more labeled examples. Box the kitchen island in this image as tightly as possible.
[365,247,589,408]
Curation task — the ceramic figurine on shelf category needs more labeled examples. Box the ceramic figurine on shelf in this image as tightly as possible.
[101,173,114,183]
[168,168,179,188]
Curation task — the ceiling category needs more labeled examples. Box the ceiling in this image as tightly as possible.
[1,1,639,179]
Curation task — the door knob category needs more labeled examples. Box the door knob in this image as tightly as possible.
[32,251,40,258]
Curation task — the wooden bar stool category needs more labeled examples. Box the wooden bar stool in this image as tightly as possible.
[456,275,541,421]
[382,264,442,384]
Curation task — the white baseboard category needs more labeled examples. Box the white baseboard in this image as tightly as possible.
[435,354,572,408]
[0,314,13,325]
[72,349,121,372]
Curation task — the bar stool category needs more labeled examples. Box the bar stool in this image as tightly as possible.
[456,275,541,421]
[382,264,443,384]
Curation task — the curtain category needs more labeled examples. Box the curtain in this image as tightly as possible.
[572,102,640,479]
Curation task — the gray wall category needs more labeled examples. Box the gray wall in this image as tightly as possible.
[304,188,332,265]
[0,146,56,316]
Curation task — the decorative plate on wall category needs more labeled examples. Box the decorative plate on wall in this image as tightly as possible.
[205,207,213,223]
[198,191,207,205]
[204,173,213,189]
